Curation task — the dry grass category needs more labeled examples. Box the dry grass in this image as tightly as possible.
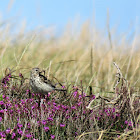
[0,21,139,139]
[0,22,139,90]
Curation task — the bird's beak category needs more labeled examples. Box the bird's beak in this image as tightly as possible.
[39,70,45,75]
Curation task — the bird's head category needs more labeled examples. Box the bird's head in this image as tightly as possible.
[31,67,40,76]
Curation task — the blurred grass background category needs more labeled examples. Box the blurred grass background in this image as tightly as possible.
[0,21,139,93]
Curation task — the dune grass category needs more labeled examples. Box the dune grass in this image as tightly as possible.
[0,21,139,139]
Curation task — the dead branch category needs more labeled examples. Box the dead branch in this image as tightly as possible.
[113,62,127,90]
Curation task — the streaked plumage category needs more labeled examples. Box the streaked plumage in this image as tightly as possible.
[30,67,65,94]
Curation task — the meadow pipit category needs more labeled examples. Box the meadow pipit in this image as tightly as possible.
[30,68,65,95]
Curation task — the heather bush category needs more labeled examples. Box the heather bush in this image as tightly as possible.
[0,67,139,140]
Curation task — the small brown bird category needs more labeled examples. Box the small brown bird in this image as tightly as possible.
[30,68,65,94]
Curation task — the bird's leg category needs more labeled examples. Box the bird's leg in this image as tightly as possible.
[29,90,31,98]
[40,97,44,125]
[63,90,66,97]
[40,98,44,107]
[38,94,45,110]
[45,93,49,102]
[37,93,42,108]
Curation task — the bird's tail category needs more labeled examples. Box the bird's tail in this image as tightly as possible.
[55,88,67,91]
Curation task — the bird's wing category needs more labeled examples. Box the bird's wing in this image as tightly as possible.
[39,73,56,88]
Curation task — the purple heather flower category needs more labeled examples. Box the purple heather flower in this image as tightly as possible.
[0,110,4,113]
[83,110,86,114]
[112,115,115,119]
[75,132,78,136]
[78,95,82,99]
[92,95,95,99]
[71,106,76,110]
[12,133,16,139]
[125,120,128,124]
[26,133,32,138]
[17,110,21,114]
[6,128,11,134]
[112,108,115,112]
[42,120,47,125]
[32,106,35,110]
[0,101,4,105]
[21,100,25,104]
[66,110,69,114]
[17,129,23,135]
[116,113,120,117]
[107,113,110,116]
[44,127,49,132]
[17,123,23,128]
[52,109,56,113]
[47,101,51,105]
[30,99,33,102]
[6,97,9,100]
[48,92,51,97]
[10,109,13,114]
[4,84,8,88]
[108,108,111,111]
[25,130,28,133]
[57,105,61,108]
[19,73,22,77]
[60,124,65,127]
[54,106,59,110]
[6,78,9,81]
[61,105,67,109]
[15,104,18,108]
[53,102,56,106]
[47,117,53,121]
[0,132,6,138]
[51,134,55,139]
[129,121,132,126]
[99,112,103,115]
[0,117,2,121]
[6,103,12,107]
[27,123,31,129]
[4,109,7,112]
[2,95,6,99]
[83,92,86,97]
[73,91,78,97]
[77,102,82,106]
[97,117,100,120]
[26,89,29,92]
[66,116,70,119]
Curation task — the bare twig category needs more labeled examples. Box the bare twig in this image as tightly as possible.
[113,62,127,90]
